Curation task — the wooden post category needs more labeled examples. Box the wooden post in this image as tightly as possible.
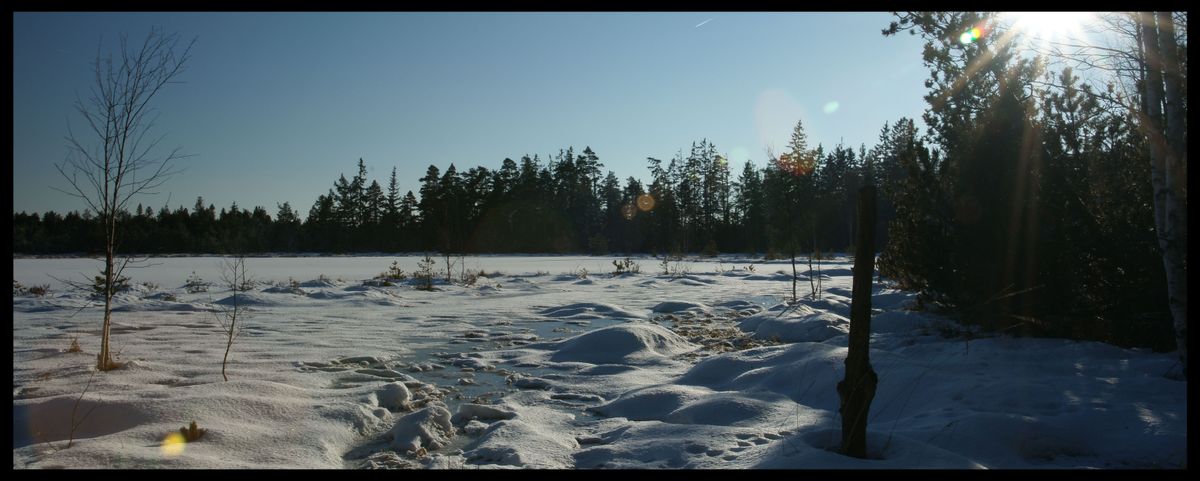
[838,185,878,458]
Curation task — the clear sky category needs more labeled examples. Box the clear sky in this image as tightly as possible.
[13,12,930,216]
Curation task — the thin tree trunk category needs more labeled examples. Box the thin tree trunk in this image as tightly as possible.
[223,288,237,382]
[223,320,235,381]
[808,246,816,299]
[838,185,878,458]
[791,246,798,302]
[1154,11,1188,378]
[99,244,114,371]
[1139,11,1187,378]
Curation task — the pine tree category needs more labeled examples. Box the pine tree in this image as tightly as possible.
[417,165,442,251]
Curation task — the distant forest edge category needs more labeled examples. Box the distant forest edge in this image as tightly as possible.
[14,133,886,258]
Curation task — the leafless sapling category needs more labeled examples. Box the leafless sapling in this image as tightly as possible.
[53,28,195,371]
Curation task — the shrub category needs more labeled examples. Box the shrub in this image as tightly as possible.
[380,260,407,280]
[460,270,479,286]
[701,239,719,258]
[284,277,302,291]
[659,252,689,278]
[93,274,131,296]
[612,257,641,275]
[414,254,436,291]
[185,272,210,293]
[28,284,50,297]
[141,281,159,292]
[13,280,25,295]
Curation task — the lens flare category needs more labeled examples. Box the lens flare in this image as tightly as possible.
[161,432,186,457]
[636,194,656,212]
[776,152,814,177]
[959,26,983,45]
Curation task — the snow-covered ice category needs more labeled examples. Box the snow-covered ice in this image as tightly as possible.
[12,255,1187,468]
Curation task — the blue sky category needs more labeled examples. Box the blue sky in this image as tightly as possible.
[13,12,930,215]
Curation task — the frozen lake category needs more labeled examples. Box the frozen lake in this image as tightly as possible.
[14,254,787,291]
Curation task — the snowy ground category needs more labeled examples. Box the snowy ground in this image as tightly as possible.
[12,255,1187,469]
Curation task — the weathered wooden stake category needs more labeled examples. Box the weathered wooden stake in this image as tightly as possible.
[838,185,878,459]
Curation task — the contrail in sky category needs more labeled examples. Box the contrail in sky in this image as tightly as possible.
[694,18,712,28]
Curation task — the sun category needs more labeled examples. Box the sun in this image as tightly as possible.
[1000,12,1094,47]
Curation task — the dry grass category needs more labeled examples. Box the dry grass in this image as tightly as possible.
[67,336,83,353]
[180,420,207,442]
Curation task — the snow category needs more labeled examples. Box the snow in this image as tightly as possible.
[12,255,1188,469]
[389,405,455,453]
[375,382,412,411]
[546,324,697,364]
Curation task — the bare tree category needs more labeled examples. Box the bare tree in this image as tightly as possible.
[213,255,253,382]
[53,28,194,371]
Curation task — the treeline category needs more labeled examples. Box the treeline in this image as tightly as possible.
[14,135,908,257]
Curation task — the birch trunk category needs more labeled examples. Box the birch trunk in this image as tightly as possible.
[1138,11,1187,378]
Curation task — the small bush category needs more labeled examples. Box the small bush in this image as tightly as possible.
[279,277,303,292]
[185,272,210,293]
[93,275,131,296]
[460,270,479,286]
[380,260,407,280]
[612,257,641,275]
[179,420,206,442]
[28,284,51,297]
[701,240,719,258]
[141,281,159,292]
[414,255,436,291]
[660,252,689,278]
[13,280,25,295]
